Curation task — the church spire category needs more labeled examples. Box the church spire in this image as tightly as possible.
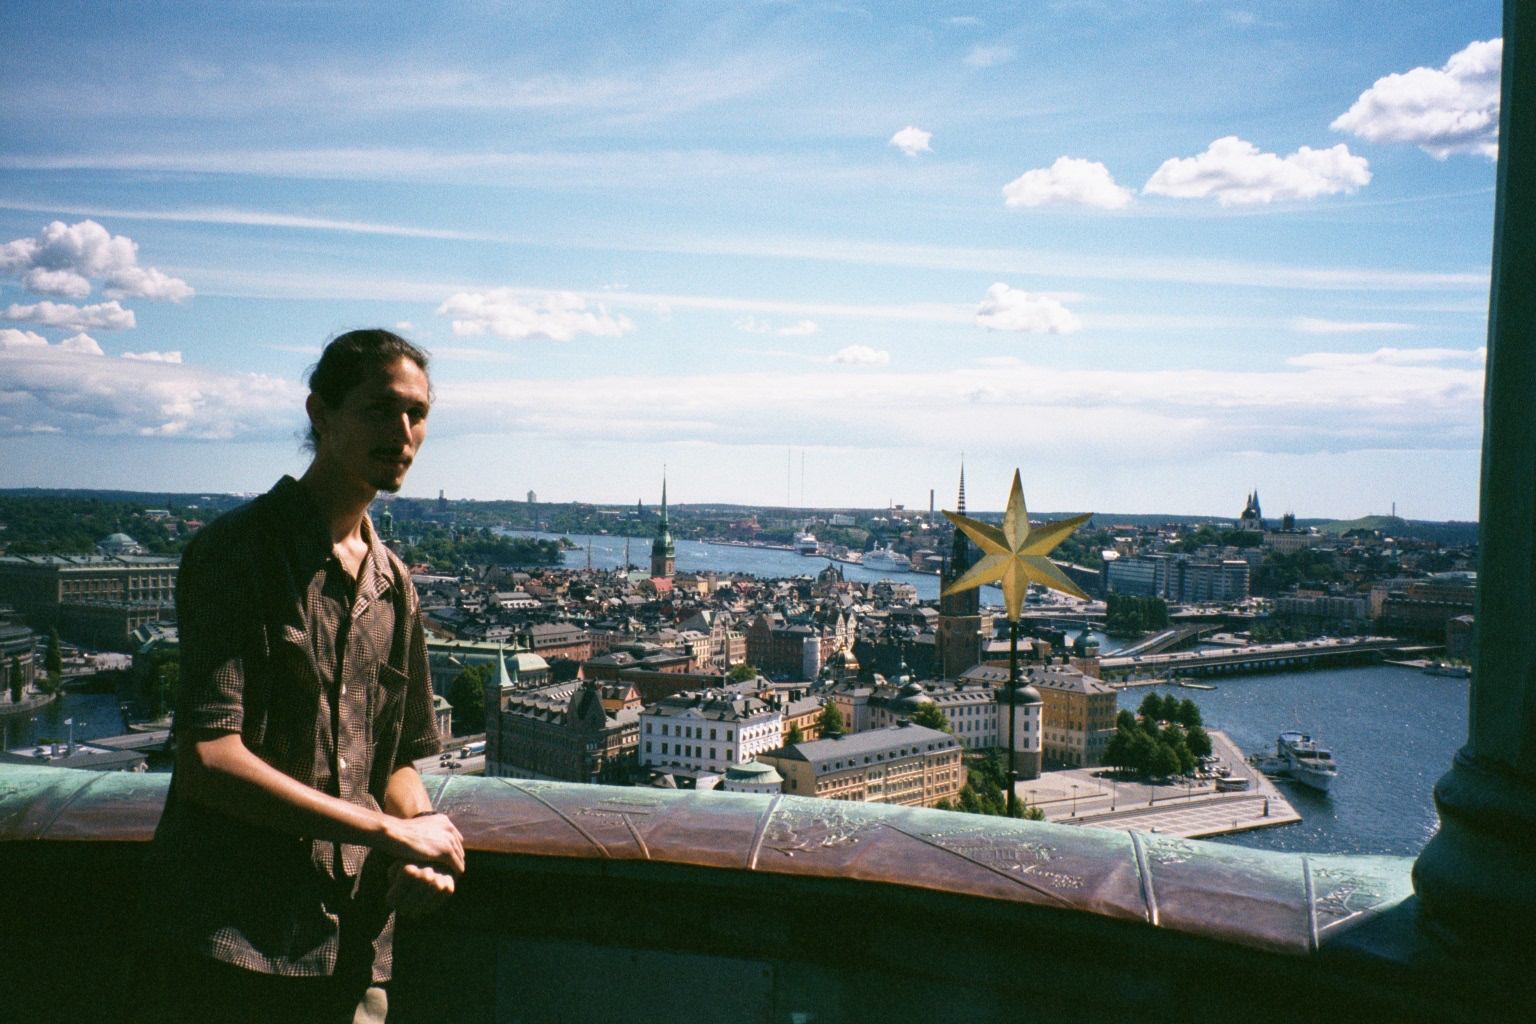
[957,455,966,514]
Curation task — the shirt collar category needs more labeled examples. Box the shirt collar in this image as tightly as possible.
[269,475,393,601]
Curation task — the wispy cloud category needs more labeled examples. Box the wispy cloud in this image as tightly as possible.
[964,44,1015,68]
[3,200,1486,295]
[1291,317,1416,333]
[437,288,634,342]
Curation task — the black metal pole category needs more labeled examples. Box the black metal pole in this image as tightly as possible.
[1008,617,1018,815]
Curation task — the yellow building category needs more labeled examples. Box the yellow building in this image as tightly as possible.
[1029,666,1119,768]
[758,724,963,807]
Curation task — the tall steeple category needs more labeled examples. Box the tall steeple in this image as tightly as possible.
[957,456,966,514]
[650,469,676,578]
[941,461,979,619]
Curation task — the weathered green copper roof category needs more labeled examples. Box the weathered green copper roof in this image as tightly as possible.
[0,763,1415,958]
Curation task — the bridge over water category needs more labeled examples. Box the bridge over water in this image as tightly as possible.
[1100,636,1406,677]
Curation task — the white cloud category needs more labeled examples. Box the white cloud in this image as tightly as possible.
[889,126,933,157]
[427,346,1483,462]
[1143,137,1371,205]
[0,329,49,349]
[733,315,773,334]
[3,300,136,332]
[435,288,635,341]
[121,350,182,363]
[0,220,193,300]
[965,44,1015,68]
[828,345,890,366]
[60,333,104,355]
[1003,157,1134,209]
[974,283,1082,335]
[1332,39,1502,159]
[778,320,819,336]
[1291,318,1415,334]
[395,321,416,331]
[0,344,302,438]
[1286,347,1484,369]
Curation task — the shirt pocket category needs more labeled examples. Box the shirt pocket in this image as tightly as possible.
[370,663,410,753]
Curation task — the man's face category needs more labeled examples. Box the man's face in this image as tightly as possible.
[309,357,430,494]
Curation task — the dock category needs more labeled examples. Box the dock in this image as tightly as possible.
[1014,730,1301,839]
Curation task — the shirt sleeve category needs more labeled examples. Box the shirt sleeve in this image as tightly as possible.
[395,593,443,764]
[173,523,261,736]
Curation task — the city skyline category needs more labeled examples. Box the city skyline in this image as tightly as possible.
[0,2,1503,519]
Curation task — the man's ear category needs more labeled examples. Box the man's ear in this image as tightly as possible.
[305,392,328,445]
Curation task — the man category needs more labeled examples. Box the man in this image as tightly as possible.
[141,330,464,1023]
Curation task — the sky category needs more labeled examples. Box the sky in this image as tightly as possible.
[0,1,1504,519]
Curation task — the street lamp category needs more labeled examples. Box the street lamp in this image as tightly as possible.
[1071,782,1079,817]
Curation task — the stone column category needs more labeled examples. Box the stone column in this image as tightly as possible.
[1413,0,1536,936]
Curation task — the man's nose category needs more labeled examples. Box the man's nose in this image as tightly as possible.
[391,412,413,445]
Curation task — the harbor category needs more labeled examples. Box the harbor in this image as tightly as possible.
[1016,729,1301,839]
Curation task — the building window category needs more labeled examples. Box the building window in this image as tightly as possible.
[726,731,734,742]
[710,747,717,759]
[661,743,668,754]
[646,742,652,753]
[662,724,669,736]
[710,729,717,741]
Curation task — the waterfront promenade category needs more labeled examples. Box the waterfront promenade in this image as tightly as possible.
[1015,730,1300,839]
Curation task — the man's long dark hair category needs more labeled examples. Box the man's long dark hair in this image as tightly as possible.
[304,329,431,451]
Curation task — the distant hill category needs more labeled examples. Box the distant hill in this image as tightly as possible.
[1316,515,1478,546]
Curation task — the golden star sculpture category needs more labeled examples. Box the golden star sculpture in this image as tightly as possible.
[941,469,1093,622]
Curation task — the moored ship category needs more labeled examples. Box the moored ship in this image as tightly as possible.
[861,546,911,573]
[1277,731,1337,793]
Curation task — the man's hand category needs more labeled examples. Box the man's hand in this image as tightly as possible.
[387,861,456,920]
[380,811,466,874]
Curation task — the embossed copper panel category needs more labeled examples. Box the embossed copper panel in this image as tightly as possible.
[0,764,1418,959]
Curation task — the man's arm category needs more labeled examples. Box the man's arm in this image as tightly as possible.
[381,764,458,917]
[177,733,465,874]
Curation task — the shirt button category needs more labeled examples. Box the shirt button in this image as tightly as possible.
[338,756,348,771]
[340,684,347,697]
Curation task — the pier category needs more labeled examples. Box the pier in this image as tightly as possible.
[1015,730,1301,839]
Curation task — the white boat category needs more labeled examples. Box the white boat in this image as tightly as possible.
[1424,662,1470,678]
[1277,731,1337,793]
[862,546,911,573]
[794,531,820,554]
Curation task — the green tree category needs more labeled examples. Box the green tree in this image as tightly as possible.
[1103,728,1134,773]
[786,721,805,745]
[1128,729,1158,775]
[8,655,23,703]
[447,663,491,735]
[45,628,62,679]
[727,663,758,683]
[1115,708,1137,732]
[1021,804,1045,821]
[816,701,845,737]
[933,798,953,811]
[957,783,981,814]
[1176,698,1203,728]
[1149,742,1181,779]
[910,703,951,732]
[1138,692,1166,722]
[1185,725,1213,759]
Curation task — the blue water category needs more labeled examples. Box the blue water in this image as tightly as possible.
[1,692,130,752]
[1119,666,1466,857]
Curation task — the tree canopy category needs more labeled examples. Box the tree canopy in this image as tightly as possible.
[447,663,491,734]
[910,703,951,733]
[816,701,845,737]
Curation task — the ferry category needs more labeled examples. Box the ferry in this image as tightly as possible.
[794,531,820,555]
[1277,731,1337,793]
[1423,662,1470,678]
[862,546,912,573]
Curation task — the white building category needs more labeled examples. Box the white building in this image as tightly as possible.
[639,689,783,781]
[870,673,1044,780]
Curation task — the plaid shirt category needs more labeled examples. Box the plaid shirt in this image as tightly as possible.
[149,476,441,981]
